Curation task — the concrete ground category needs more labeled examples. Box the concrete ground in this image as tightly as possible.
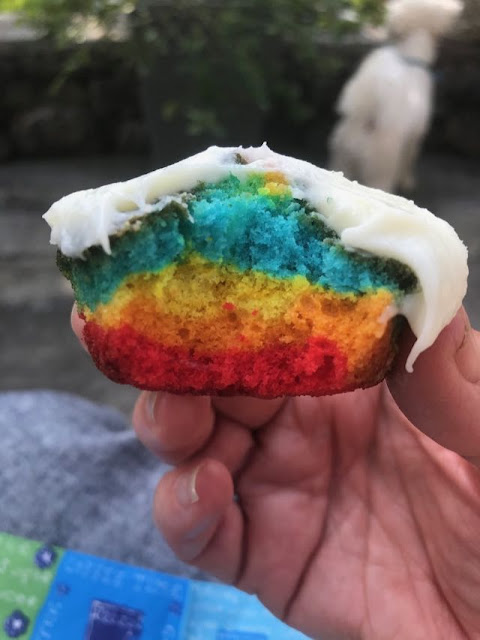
[1,153,479,416]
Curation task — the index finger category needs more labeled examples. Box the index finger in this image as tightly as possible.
[132,392,286,466]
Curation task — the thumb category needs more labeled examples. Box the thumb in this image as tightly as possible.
[387,307,480,458]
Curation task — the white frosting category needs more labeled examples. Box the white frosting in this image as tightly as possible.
[43,144,468,371]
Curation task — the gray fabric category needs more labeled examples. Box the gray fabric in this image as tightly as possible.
[0,390,208,580]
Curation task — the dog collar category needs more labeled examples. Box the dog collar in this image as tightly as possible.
[400,54,433,72]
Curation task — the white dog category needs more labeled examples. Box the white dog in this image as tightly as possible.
[329,0,463,193]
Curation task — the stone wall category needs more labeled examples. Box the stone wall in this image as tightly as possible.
[1,37,479,162]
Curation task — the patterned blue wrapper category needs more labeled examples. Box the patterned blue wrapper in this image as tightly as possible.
[0,533,310,640]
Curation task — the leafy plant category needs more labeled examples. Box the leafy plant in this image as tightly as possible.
[0,0,28,10]
[4,0,134,40]
[10,0,385,136]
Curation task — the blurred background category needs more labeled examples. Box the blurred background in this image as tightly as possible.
[1,0,479,414]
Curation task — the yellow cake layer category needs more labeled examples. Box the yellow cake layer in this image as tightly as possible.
[82,255,397,375]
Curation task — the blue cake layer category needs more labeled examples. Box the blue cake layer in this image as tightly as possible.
[58,174,417,310]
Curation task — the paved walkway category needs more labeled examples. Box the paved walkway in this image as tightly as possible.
[1,153,479,414]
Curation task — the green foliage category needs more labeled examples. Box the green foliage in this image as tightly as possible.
[10,0,385,136]
[0,0,27,10]
[9,0,135,43]
[12,0,384,47]
[134,0,384,133]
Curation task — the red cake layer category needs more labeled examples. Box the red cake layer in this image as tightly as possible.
[83,321,352,397]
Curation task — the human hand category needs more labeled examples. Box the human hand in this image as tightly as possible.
[74,307,480,639]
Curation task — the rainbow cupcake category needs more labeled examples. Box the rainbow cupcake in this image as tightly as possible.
[44,146,468,398]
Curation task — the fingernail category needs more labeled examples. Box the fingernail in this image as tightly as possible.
[175,466,201,507]
[145,392,159,425]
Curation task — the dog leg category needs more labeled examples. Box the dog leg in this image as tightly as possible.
[360,127,406,193]
[328,117,370,183]
[398,134,424,193]
[328,120,357,179]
